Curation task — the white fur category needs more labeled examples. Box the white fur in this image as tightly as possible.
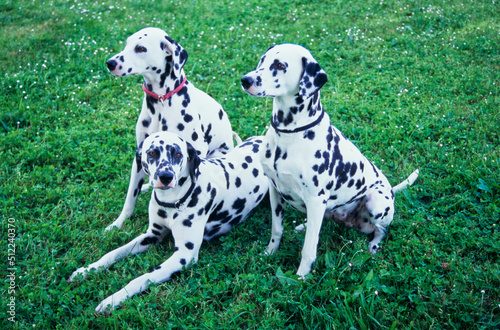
[69,132,269,313]
[105,28,234,231]
[242,44,418,278]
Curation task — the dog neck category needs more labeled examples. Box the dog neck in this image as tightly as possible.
[142,67,187,99]
[271,91,323,132]
[153,176,195,210]
[143,76,187,103]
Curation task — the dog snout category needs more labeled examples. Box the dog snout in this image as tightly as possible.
[106,59,117,71]
[158,171,175,187]
[241,76,254,90]
[159,171,174,185]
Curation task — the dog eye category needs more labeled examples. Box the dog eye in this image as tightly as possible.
[277,63,285,70]
[175,153,181,158]
[148,151,155,157]
[135,45,147,53]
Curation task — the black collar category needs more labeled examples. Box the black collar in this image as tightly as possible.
[271,110,325,133]
[154,181,196,210]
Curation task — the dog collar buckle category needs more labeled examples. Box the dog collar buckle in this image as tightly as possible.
[175,200,185,211]
[158,95,167,105]
[142,77,187,104]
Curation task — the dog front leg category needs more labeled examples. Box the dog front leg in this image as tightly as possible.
[105,158,147,231]
[266,184,286,255]
[296,200,327,279]
[68,226,168,282]
[95,222,205,313]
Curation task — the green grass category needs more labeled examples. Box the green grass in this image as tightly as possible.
[1,0,499,328]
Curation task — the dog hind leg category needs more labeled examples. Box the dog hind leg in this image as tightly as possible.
[265,185,286,255]
[361,190,395,253]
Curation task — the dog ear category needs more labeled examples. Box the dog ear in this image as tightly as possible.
[136,140,149,175]
[163,35,188,78]
[299,56,328,99]
[186,142,200,181]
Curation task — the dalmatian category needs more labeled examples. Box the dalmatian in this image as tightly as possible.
[105,27,236,231]
[241,43,419,278]
[68,132,269,313]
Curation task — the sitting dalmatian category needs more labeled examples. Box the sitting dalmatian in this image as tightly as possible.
[105,27,236,231]
[68,132,269,313]
[241,44,418,278]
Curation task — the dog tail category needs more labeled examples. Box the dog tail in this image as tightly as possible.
[233,132,243,145]
[392,169,419,194]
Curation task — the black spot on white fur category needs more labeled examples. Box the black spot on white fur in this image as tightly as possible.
[240,43,418,280]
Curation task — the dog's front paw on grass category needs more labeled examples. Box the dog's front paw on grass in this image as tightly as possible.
[67,267,95,283]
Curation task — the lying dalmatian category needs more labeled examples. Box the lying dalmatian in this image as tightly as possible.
[68,132,269,313]
[241,44,419,278]
[105,27,235,231]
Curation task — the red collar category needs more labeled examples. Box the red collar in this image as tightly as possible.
[142,77,187,103]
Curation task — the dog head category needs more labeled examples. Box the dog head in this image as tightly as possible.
[138,132,200,190]
[241,43,327,99]
[106,27,188,80]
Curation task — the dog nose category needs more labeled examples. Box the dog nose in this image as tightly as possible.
[158,171,174,186]
[106,59,117,71]
[241,76,254,90]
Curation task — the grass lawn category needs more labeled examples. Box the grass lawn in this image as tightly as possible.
[1,0,499,328]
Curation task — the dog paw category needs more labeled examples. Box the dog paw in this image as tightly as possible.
[295,224,306,232]
[67,267,88,283]
[368,243,379,254]
[296,266,312,280]
[265,240,281,255]
[294,219,307,232]
[296,270,310,282]
[104,223,120,232]
[261,248,274,257]
[96,292,127,314]
[140,182,151,193]
[95,299,115,314]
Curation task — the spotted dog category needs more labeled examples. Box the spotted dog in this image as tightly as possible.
[69,132,269,313]
[241,44,418,278]
[105,27,235,231]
